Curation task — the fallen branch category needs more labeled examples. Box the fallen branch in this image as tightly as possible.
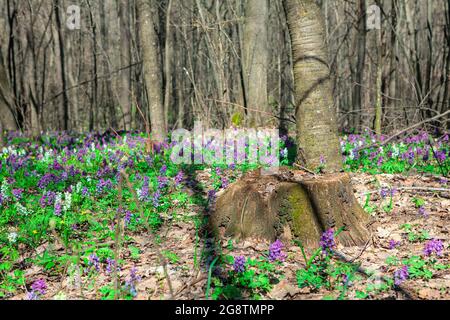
[357,110,450,152]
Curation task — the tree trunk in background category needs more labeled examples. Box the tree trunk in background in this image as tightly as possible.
[137,0,167,142]
[284,0,342,173]
[164,0,174,130]
[443,0,450,130]
[118,0,132,131]
[374,26,383,136]
[0,120,4,147]
[242,0,269,127]
[353,0,366,132]
[54,0,69,131]
[0,49,18,131]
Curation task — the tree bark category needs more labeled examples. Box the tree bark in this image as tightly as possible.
[54,0,69,131]
[242,0,269,127]
[353,0,367,133]
[211,170,370,247]
[0,47,18,131]
[284,0,342,173]
[118,0,132,131]
[137,0,167,142]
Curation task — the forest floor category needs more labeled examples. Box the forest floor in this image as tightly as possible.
[8,171,450,300]
[1,131,449,300]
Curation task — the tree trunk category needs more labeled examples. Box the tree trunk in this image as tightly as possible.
[284,0,342,173]
[374,27,383,136]
[137,0,167,142]
[353,0,367,133]
[118,0,132,131]
[54,0,69,131]
[212,0,370,248]
[242,0,269,127]
[164,0,174,130]
[0,48,18,131]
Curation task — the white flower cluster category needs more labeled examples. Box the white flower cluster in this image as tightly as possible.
[42,149,54,163]
[54,192,73,213]
[1,146,22,157]
[7,232,17,243]
[15,202,30,216]
[1,179,10,201]
[63,192,72,212]
[391,144,400,157]
[75,182,83,194]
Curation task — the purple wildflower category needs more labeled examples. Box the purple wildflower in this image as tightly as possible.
[124,266,141,297]
[418,206,428,217]
[157,176,168,189]
[152,190,161,207]
[380,187,389,198]
[96,179,113,194]
[394,266,409,286]
[434,150,447,162]
[389,239,401,249]
[82,187,90,197]
[88,254,100,272]
[138,176,150,201]
[124,210,132,226]
[12,188,24,200]
[221,177,229,189]
[160,165,167,175]
[423,239,444,257]
[54,201,62,217]
[30,278,47,296]
[207,190,216,203]
[268,240,287,262]
[174,171,184,187]
[320,229,336,253]
[233,256,246,273]
[106,258,119,274]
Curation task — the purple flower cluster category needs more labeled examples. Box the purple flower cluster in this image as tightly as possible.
[423,239,444,257]
[37,173,59,189]
[157,176,168,189]
[12,188,24,200]
[124,210,133,226]
[394,266,409,286]
[27,278,47,300]
[418,206,428,217]
[174,171,184,187]
[88,254,100,272]
[233,256,246,273]
[320,229,336,253]
[96,179,113,194]
[124,266,141,297]
[389,239,401,250]
[268,240,287,262]
[152,190,161,207]
[54,201,62,216]
[139,176,150,201]
[106,258,120,274]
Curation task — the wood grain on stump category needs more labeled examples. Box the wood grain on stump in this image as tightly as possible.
[210,169,370,248]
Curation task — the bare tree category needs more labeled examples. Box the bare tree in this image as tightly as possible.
[137,0,167,141]
[0,47,18,131]
[242,0,269,127]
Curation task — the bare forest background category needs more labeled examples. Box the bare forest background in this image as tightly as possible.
[0,0,449,137]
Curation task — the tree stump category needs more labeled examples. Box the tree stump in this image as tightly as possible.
[210,169,370,248]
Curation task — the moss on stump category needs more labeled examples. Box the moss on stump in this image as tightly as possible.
[210,169,370,248]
